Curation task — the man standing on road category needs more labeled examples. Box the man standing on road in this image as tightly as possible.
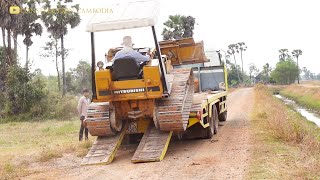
[77,88,90,141]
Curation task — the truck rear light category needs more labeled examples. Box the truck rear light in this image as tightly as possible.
[196,110,202,120]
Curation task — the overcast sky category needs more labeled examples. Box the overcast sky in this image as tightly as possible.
[11,0,320,75]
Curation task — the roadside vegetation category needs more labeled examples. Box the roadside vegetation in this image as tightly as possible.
[0,119,92,179]
[280,84,320,112]
[247,84,320,179]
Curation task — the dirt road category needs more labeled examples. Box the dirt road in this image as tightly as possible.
[25,88,254,180]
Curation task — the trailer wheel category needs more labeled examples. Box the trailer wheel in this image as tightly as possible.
[218,111,227,122]
[212,105,219,134]
[205,105,218,138]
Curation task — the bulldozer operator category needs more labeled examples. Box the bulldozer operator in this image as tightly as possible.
[112,36,150,64]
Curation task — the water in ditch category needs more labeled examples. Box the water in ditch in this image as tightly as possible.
[274,94,320,127]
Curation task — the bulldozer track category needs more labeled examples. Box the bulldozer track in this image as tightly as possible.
[155,68,194,131]
[85,102,115,136]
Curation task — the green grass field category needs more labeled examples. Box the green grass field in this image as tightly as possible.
[0,118,92,179]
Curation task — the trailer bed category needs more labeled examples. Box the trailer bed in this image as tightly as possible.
[191,91,227,112]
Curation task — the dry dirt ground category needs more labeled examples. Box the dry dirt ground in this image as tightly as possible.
[24,88,254,180]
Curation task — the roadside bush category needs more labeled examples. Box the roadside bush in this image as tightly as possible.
[29,91,78,119]
[0,92,5,117]
[49,92,78,119]
[1,66,78,122]
[5,66,47,115]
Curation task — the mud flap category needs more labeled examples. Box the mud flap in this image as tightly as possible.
[81,122,127,166]
[131,124,172,163]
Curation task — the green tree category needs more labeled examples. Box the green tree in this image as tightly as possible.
[227,44,240,82]
[5,65,47,114]
[292,49,302,84]
[65,71,75,93]
[41,0,81,95]
[0,0,23,69]
[226,60,245,86]
[227,64,241,86]
[41,36,62,92]
[248,63,258,84]
[20,0,43,68]
[261,63,272,83]
[0,46,5,84]
[271,59,299,84]
[279,49,289,61]
[237,42,247,76]
[0,46,5,112]
[162,15,196,40]
[302,67,311,80]
[71,61,92,93]
[181,16,195,38]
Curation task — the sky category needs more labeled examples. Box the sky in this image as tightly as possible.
[11,0,320,75]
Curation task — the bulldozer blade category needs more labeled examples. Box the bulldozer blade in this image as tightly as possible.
[131,124,172,163]
[81,122,127,166]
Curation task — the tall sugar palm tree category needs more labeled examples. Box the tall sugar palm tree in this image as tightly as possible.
[279,49,289,61]
[292,49,303,84]
[41,0,81,95]
[227,44,240,83]
[237,42,247,78]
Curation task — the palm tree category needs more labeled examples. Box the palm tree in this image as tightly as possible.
[41,36,61,92]
[181,16,195,38]
[292,49,302,84]
[20,0,43,69]
[162,15,183,40]
[237,42,247,77]
[249,63,258,84]
[41,0,81,95]
[279,49,289,61]
[262,63,272,83]
[162,15,196,40]
[227,44,240,83]
[0,0,23,73]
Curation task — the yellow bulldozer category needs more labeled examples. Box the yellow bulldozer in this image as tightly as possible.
[82,0,228,165]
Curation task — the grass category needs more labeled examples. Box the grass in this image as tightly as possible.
[39,149,64,162]
[301,80,320,86]
[0,118,93,179]
[280,84,320,112]
[247,84,320,179]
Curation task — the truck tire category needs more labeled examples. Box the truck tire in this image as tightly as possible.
[205,105,219,138]
[213,105,219,134]
[218,111,227,122]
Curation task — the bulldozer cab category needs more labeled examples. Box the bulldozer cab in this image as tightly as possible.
[86,0,170,102]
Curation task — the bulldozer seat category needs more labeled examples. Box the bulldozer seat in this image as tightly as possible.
[112,57,141,81]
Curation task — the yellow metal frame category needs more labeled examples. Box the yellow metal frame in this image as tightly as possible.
[224,64,229,92]
[219,101,227,113]
[126,118,151,134]
[187,118,199,128]
[105,122,128,164]
[159,131,173,161]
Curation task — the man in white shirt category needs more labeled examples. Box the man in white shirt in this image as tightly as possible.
[77,88,91,141]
